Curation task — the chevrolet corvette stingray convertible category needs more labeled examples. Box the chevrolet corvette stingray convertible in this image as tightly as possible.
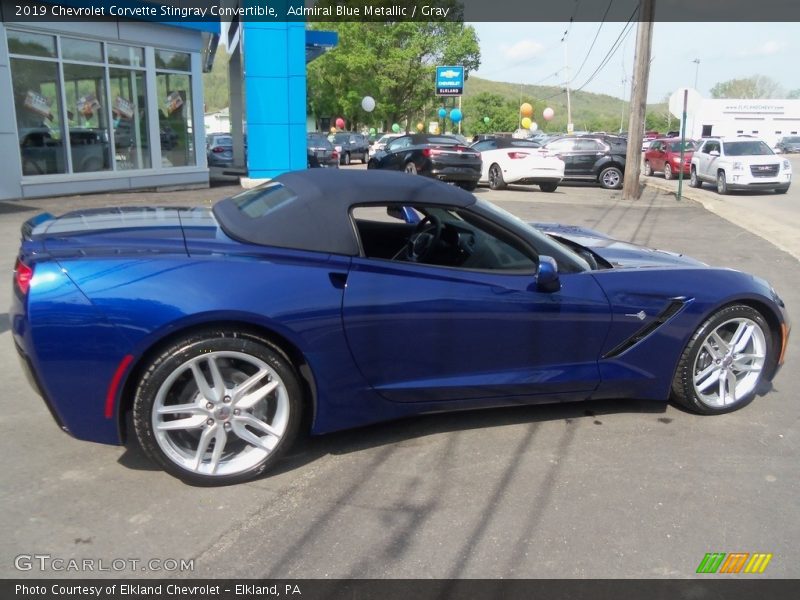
[11,170,790,485]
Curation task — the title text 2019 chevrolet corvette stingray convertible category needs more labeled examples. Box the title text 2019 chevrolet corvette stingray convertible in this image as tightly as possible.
[11,170,790,484]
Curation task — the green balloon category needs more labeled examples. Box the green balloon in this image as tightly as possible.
[369,127,376,135]
[483,116,491,124]
[391,123,401,133]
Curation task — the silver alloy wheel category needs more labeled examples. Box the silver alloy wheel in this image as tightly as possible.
[405,162,417,174]
[692,317,767,408]
[690,168,698,187]
[644,161,652,176]
[489,164,503,188]
[664,163,673,180]
[601,168,621,188]
[152,351,289,476]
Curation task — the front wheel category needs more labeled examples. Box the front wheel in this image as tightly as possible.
[343,152,351,165]
[664,163,673,180]
[716,170,728,195]
[133,331,302,485]
[644,161,653,177]
[405,162,418,175]
[689,166,702,188]
[671,305,773,415]
[599,166,623,189]
[488,163,506,190]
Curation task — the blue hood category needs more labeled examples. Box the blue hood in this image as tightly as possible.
[530,222,707,269]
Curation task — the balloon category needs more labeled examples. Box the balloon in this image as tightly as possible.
[369,127,376,135]
[543,107,555,121]
[438,107,447,119]
[416,122,425,132]
[392,123,401,133]
[520,103,533,118]
[521,117,532,130]
[361,96,375,112]
[483,116,491,124]
[335,117,345,129]
[449,108,462,123]
[330,126,337,133]
[530,122,539,132]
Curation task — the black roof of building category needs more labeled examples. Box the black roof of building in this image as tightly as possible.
[213,169,476,255]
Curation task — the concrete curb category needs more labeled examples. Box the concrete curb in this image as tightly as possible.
[641,179,800,262]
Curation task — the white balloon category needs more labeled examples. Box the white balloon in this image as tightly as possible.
[543,107,555,121]
[361,96,376,112]
[530,122,539,132]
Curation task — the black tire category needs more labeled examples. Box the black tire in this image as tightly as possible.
[457,181,478,192]
[775,187,788,194]
[367,159,377,169]
[689,166,702,188]
[539,182,558,193]
[643,161,653,177]
[599,166,623,189]
[343,152,351,165]
[133,330,302,485]
[405,162,418,174]
[716,170,728,195]
[664,163,673,181]
[488,163,506,190]
[670,305,773,415]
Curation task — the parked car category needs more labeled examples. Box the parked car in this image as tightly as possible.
[367,133,481,191]
[12,169,789,484]
[690,137,791,194]
[472,137,564,192]
[19,127,110,174]
[332,132,369,165]
[644,138,697,180]
[206,133,234,168]
[775,136,800,154]
[542,134,627,189]
[306,133,339,168]
[369,133,404,158]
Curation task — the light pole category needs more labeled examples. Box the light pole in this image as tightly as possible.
[692,58,700,90]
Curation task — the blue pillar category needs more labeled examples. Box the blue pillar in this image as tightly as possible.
[243,17,307,179]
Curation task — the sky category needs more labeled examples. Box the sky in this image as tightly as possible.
[470,22,799,104]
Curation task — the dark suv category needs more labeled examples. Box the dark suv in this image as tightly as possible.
[542,134,627,189]
[332,132,369,165]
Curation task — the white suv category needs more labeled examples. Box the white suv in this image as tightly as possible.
[690,137,791,194]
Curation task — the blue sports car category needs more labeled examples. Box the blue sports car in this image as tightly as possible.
[11,170,790,485]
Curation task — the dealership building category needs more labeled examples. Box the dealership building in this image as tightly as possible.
[0,3,335,201]
[671,89,800,147]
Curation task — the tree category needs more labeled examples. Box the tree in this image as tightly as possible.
[307,2,480,131]
[788,89,800,99]
[709,76,784,99]
[462,93,518,135]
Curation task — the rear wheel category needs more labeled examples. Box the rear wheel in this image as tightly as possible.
[689,166,702,188]
[599,166,623,189]
[671,305,772,415]
[488,163,506,190]
[716,170,728,195]
[133,331,302,485]
[405,162,418,174]
[539,182,558,193]
[664,163,673,180]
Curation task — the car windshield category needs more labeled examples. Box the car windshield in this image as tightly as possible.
[377,135,394,144]
[723,141,774,156]
[783,137,800,143]
[214,136,232,146]
[668,141,696,152]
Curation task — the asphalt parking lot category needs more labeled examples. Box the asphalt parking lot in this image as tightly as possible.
[1,176,798,579]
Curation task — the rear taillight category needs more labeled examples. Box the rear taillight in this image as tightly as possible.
[507,152,530,159]
[331,151,339,159]
[212,146,226,153]
[14,257,33,295]
[422,148,443,157]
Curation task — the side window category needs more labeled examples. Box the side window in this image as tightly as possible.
[706,141,720,154]
[386,136,410,152]
[650,141,661,151]
[546,139,575,153]
[473,140,496,152]
[352,205,536,272]
[574,139,601,152]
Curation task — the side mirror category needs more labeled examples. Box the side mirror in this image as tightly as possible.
[709,150,720,157]
[536,256,561,293]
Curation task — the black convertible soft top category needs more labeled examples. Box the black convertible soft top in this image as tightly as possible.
[213,169,477,255]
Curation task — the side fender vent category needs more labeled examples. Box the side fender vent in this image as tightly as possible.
[603,298,688,359]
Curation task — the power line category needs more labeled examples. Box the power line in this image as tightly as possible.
[569,0,615,84]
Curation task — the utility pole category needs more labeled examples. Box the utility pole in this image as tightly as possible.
[564,35,573,134]
[622,0,655,201]
[692,58,700,89]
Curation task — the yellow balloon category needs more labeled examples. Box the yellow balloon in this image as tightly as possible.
[521,117,532,129]
[416,122,425,132]
[520,103,533,118]
[330,126,337,133]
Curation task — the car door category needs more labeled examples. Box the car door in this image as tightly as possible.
[342,205,612,403]
[472,139,498,180]
[572,138,607,175]
[648,141,664,171]
[546,138,579,175]
[699,140,720,180]
[380,136,412,170]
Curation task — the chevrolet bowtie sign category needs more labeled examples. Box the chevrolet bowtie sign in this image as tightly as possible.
[436,66,464,97]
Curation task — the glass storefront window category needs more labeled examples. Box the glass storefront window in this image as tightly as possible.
[108,44,144,67]
[10,58,67,175]
[61,37,103,63]
[109,68,151,170]
[7,30,56,58]
[157,73,194,167]
[155,50,190,71]
[62,63,112,173]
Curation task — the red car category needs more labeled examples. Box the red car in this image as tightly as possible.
[644,138,697,180]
